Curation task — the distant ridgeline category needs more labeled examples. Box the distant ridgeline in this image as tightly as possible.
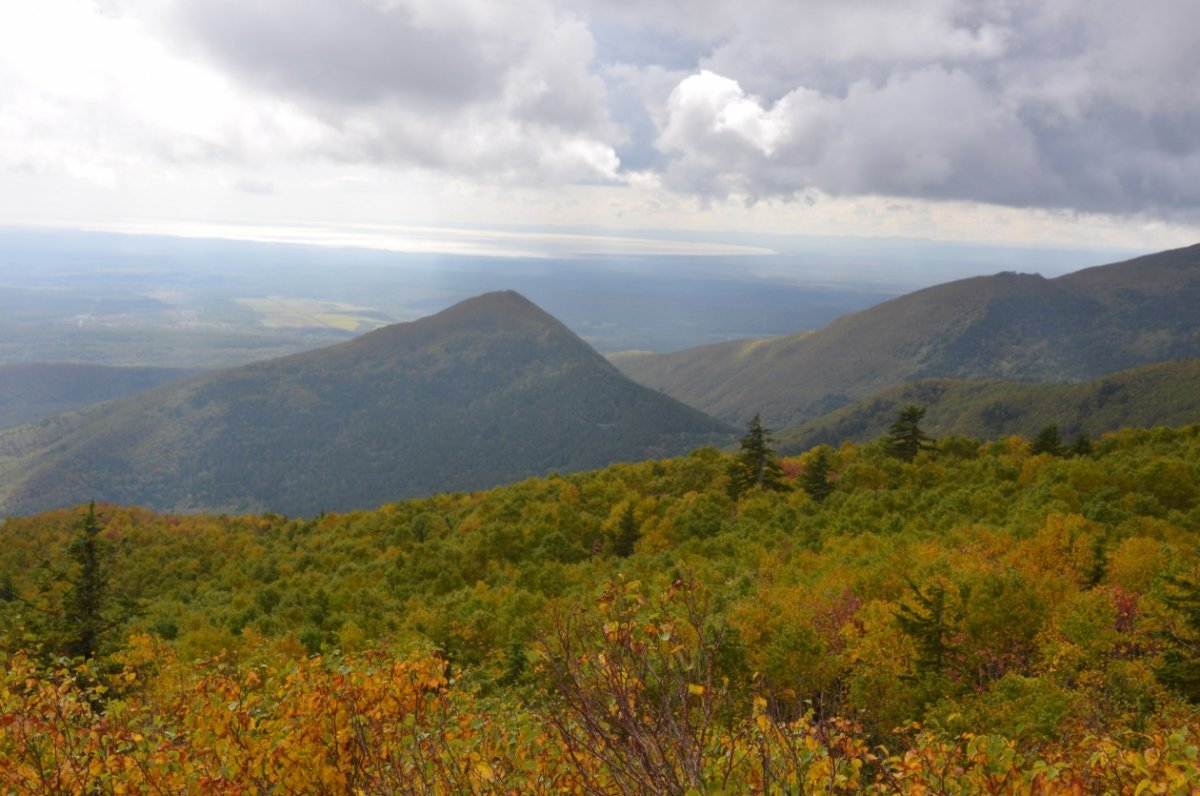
[777,358,1200,453]
[0,292,733,517]
[4,244,1200,518]
[611,243,1200,429]
[0,363,202,430]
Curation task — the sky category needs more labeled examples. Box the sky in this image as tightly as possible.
[1,0,1199,257]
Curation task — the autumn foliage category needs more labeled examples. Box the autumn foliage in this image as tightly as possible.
[2,607,1199,794]
[2,424,1200,792]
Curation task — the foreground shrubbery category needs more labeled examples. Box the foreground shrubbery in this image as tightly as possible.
[3,607,1198,794]
[2,424,1200,791]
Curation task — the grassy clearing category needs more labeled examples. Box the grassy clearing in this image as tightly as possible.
[236,297,391,332]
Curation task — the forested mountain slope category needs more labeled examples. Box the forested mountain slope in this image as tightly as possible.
[0,291,732,517]
[611,243,1200,428]
[777,358,1200,451]
[1,424,1198,791]
[0,363,201,429]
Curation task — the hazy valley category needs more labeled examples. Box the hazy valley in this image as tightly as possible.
[2,242,1198,519]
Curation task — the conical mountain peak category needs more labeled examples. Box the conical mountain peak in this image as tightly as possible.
[408,290,551,328]
[341,290,588,361]
[0,292,732,517]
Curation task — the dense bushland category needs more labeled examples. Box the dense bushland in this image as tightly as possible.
[2,423,1199,792]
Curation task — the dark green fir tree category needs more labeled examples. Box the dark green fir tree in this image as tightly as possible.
[1157,569,1200,702]
[895,577,965,678]
[613,502,640,558]
[801,446,834,503]
[886,405,935,462]
[729,414,787,499]
[1030,424,1065,456]
[26,501,138,663]
[1069,434,1094,457]
[62,501,111,661]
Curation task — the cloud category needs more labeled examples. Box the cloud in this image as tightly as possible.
[639,0,1200,216]
[0,0,621,188]
[656,68,1042,204]
[156,0,621,181]
[0,0,334,180]
[578,0,1010,97]
[2,0,1198,230]
[166,0,499,107]
[233,177,275,195]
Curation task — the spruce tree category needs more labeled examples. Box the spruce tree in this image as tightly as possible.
[62,501,110,660]
[729,414,786,499]
[895,577,964,677]
[31,501,136,662]
[1069,434,1094,457]
[1030,424,1065,456]
[800,446,834,503]
[613,502,640,558]
[885,405,935,462]
[1157,569,1200,702]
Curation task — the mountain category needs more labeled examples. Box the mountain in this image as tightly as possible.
[610,243,1200,429]
[775,359,1200,452]
[0,292,733,517]
[0,363,201,429]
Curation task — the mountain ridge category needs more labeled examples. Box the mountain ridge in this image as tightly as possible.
[0,291,733,517]
[611,243,1200,428]
[0,363,202,429]
[775,358,1200,452]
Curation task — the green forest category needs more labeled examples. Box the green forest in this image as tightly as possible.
[0,291,733,518]
[2,420,1199,792]
[775,359,1200,453]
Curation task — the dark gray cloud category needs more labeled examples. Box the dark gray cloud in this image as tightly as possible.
[579,0,1200,216]
[656,67,1045,205]
[104,0,1200,215]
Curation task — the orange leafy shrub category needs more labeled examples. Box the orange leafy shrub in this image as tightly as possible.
[1,637,586,794]
[2,626,1198,794]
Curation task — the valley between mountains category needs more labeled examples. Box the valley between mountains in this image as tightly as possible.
[611,243,1200,430]
[2,244,1200,792]
[2,244,1199,518]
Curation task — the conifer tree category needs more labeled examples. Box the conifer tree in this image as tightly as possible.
[62,501,110,660]
[801,446,834,503]
[1069,434,1094,457]
[885,405,935,462]
[1030,424,1065,456]
[613,502,640,558]
[1157,569,1200,702]
[729,414,786,499]
[895,577,966,677]
[28,502,136,662]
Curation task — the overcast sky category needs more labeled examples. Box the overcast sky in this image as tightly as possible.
[2,0,1198,255]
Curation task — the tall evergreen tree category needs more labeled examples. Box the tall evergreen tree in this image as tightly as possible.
[1030,424,1065,456]
[1069,434,1094,457]
[1157,569,1200,702]
[27,502,136,662]
[886,405,935,462]
[800,446,834,503]
[895,577,965,677]
[613,502,640,558]
[729,414,786,499]
[62,501,111,660]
